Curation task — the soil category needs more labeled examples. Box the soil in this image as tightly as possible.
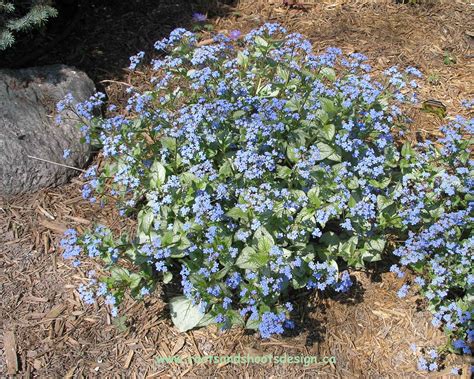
[1,0,473,377]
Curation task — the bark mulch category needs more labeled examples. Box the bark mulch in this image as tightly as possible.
[1,0,473,377]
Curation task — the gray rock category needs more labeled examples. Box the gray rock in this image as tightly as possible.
[0,64,95,197]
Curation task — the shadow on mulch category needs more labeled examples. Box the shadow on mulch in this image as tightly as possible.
[0,0,237,82]
[285,275,366,342]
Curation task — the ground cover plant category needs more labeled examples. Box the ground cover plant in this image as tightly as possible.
[57,23,473,368]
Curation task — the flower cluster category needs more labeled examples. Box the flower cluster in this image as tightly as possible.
[393,209,473,356]
[388,115,473,360]
[58,24,472,349]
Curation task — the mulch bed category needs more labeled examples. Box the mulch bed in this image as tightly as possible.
[1,0,473,377]
[0,182,468,377]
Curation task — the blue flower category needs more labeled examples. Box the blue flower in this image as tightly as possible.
[340,218,353,231]
[192,12,207,22]
[390,264,405,278]
[129,51,145,70]
[334,271,352,293]
[229,30,241,40]
[397,284,410,298]
[258,311,287,339]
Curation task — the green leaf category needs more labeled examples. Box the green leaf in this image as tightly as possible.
[180,172,197,186]
[361,249,382,263]
[286,145,300,163]
[428,206,446,220]
[129,273,142,289]
[138,209,154,235]
[111,267,130,283]
[161,230,179,246]
[377,195,394,211]
[163,271,173,284]
[321,124,336,141]
[228,311,245,327]
[253,226,275,245]
[296,207,314,223]
[150,161,166,187]
[316,142,341,161]
[226,207,247,220]
[292,274,308,289]
[465,287,474,305]
[219,160,233,177]
[347,176,359,190]
[259,84,280,98]
[320,67,336,81]
[338,236,358,258]
[319,97,337,116]
[237,51,249,67]
[161,137,176,150]
[169,296,205,332]
[361,237,385,263]
[421,100,447,118]
[214,264,233,280]
[348,195,358,208]
[276,165,292,179]
[257,235,273,254]
[232,110,246,119]
[276,66,290,82]
[401,142,414,159]
[285,98,300,112]
[364,237,386,253]
[176,235,191,250]
[314,109,329,124]
[245,317,260,330]
[254,36,269,48]
[235,246,267,269]
[369,177,391,189]
[308,186,320,206]
[132,118,143,130]
[384,145,399,167]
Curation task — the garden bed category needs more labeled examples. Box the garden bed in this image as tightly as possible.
[0,182,467,376]
[1,0,473,377]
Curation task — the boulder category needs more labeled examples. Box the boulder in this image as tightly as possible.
[0,64,94,197]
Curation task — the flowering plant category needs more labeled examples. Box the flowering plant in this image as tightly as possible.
[387,115,473,362]
[391,168,472,363]
[59,24,472,349]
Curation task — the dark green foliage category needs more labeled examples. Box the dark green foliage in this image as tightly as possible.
[0,0,58,50]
